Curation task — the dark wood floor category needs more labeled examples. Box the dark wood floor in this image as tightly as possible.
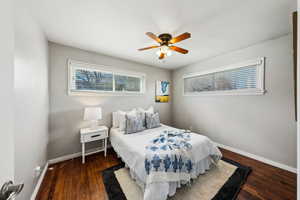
[36,148,296,200]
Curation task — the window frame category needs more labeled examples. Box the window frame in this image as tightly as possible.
[182,57,265,96]
[68,59,146,96]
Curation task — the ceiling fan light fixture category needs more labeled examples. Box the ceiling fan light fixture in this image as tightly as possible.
[160,45,169,54]
[166,50,172,56]
[156,50,172,57]
[156,50,162,56]
[156,45,172,57]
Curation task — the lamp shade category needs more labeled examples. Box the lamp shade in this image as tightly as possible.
[84,107,102,121]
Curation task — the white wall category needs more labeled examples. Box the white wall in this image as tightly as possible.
[14,5,49,200]
[172,35,297,168]
[297,2,300,199]
[0,0,15,185]
[48,42,172,159]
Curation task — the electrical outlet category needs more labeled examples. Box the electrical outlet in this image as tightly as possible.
[35,166,41,178]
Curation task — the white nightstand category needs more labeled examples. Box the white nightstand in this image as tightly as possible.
[80,126,108,164]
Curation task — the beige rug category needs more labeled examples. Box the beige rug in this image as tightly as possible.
[114,160,237,200]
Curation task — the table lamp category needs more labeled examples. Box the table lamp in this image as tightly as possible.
[84,107,102,129]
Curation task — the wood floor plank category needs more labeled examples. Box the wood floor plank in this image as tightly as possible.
[36,148,296,200]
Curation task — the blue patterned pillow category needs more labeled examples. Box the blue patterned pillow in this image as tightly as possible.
[136,110,146,128]
[146,112,161,129]
[125,114,145,134]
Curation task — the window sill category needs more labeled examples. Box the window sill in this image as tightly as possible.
[68,90,145,96]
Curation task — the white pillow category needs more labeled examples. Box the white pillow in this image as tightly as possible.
[118,109,137,131]
[112,112,119,128]
[138,106,154,114]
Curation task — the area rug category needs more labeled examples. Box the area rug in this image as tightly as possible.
[102,158,251,200]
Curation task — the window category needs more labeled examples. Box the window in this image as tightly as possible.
[68,59,145,95]
[114,74,141,92]
[74,69,113,92]
[183,57,265,96]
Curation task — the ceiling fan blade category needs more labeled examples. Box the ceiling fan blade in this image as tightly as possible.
[138,46,160,51]
[169,46,189,54]
[159,53,165,59]
[146,32,162,43]
[169,32,191,44]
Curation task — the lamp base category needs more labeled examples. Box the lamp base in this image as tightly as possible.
[87,120,100,131]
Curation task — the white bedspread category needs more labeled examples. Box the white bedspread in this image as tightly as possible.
[110,124,222,200]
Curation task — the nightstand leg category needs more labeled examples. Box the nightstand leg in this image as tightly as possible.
[104,138,107,157]
[82,142,85,164]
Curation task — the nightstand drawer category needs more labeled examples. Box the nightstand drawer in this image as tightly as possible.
[82,131,107,142]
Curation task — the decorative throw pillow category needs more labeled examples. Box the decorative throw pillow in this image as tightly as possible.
[145,112,161,129]
[118,109,137,131]
[136,111,146,129]
[125,114,145,134]
[137,106,154,127]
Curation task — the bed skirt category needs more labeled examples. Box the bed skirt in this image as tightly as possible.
[120,153,215,200]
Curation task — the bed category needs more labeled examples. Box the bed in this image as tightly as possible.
[110,124,222,200]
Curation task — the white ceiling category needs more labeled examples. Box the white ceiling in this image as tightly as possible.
[27,0,296,69]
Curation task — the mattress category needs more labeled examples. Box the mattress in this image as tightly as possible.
[110,124,222,200]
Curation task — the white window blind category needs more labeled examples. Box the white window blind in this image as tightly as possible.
[70,68,113,92]
[68,59,145,95]
[114,74,141,92]
[183,58,265,96]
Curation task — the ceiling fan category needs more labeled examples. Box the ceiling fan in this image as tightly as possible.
[138,32,191,60]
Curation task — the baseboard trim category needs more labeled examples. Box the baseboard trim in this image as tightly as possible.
[48,146,111,164]
[31,147,110,199]
[216,143,297,173]
[48,151,83,165]
[30,162,49,200]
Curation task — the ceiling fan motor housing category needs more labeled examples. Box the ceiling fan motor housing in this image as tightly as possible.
[158,33,172,45]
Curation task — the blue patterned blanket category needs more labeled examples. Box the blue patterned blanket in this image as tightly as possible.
[144,130,195,184]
